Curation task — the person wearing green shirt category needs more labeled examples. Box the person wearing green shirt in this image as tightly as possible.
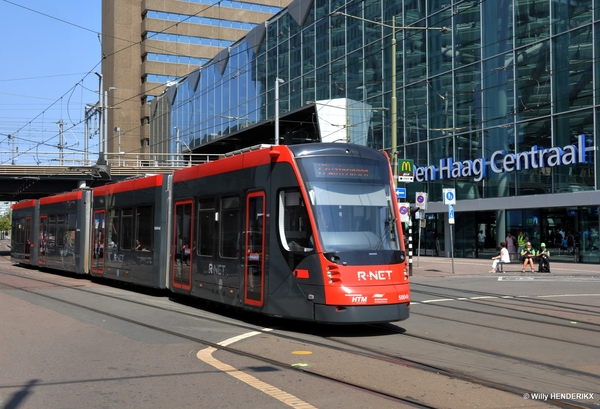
[517,231,527,254]
[521,242,537,273]
[538,243,551,272]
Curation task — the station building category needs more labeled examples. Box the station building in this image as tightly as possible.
[150,0,600,264]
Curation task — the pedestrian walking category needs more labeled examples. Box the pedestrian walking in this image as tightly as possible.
[478,230,486,252]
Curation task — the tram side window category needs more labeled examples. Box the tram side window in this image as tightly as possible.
[220,196,240,258]
[13,218,24,245]
[67,213,77,249]
[56,216,66,248]
[11,221,17,245]
[279,190,313,252]
[135,205,153,251]
[121,208,134,250]
[108,209,119,249]
[48,216,57,250]
[197,198,215,256]
[39,217,48,255]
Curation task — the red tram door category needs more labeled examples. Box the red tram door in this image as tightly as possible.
[172,201,193,291]
[38,215,48,265]
[24,217,32,263]
[244,192,265,307]
[92,210,105,274]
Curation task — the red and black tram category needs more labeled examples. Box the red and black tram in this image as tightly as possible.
[11,143,410,324]
[170,143,410,323]
[90,174,171,288]
[10,199,38,266]
[38,190,91,274]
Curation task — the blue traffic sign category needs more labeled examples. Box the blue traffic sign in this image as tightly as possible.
[443,188,456,205]
[395,188,406,199]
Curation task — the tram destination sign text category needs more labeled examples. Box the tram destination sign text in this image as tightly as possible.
[314,163,378,179]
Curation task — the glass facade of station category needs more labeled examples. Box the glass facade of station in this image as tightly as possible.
[152,0,600,263]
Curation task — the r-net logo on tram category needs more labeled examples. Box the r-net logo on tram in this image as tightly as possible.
[357,270,393,281]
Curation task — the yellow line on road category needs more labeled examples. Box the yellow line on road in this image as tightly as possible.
[196,332,317,409]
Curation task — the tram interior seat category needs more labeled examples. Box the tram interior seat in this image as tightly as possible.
[320,231,383,250]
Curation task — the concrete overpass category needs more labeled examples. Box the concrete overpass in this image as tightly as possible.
[0,164,178,202]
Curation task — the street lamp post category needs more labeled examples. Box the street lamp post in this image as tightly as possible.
[174,126,181,166]
[114,127,122,166]
[331,12,450,186]
[94,72,106,165]
[274,77,285,145]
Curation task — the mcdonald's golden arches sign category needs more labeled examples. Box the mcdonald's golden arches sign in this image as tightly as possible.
[398,159,414,182]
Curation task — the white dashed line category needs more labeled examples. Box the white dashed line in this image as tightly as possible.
[412,293,600,305]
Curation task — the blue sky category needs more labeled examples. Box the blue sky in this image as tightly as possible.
[0,0,101,165]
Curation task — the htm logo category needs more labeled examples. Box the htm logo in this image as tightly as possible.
[352,296,367,303]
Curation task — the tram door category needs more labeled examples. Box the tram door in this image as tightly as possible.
[24,217,32,263]
[244,192,265,307]
[92,210,105,274]
[172,201,193,291]
[38,215,48,265]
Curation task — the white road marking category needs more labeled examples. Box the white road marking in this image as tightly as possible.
[412,293,600,305]
[196,330,317,409]
[217,331,261,347]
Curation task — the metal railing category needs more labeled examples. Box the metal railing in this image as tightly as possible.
[0,151,222,177]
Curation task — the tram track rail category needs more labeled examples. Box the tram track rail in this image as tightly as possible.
[412,282,600,315]
[0,269,479,409]
[0,264,600,408]
[349,323,600,387]
[410,284,600,331]
[1,269,597,408]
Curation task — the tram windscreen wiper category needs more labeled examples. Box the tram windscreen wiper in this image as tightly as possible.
[375,217,395,250]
